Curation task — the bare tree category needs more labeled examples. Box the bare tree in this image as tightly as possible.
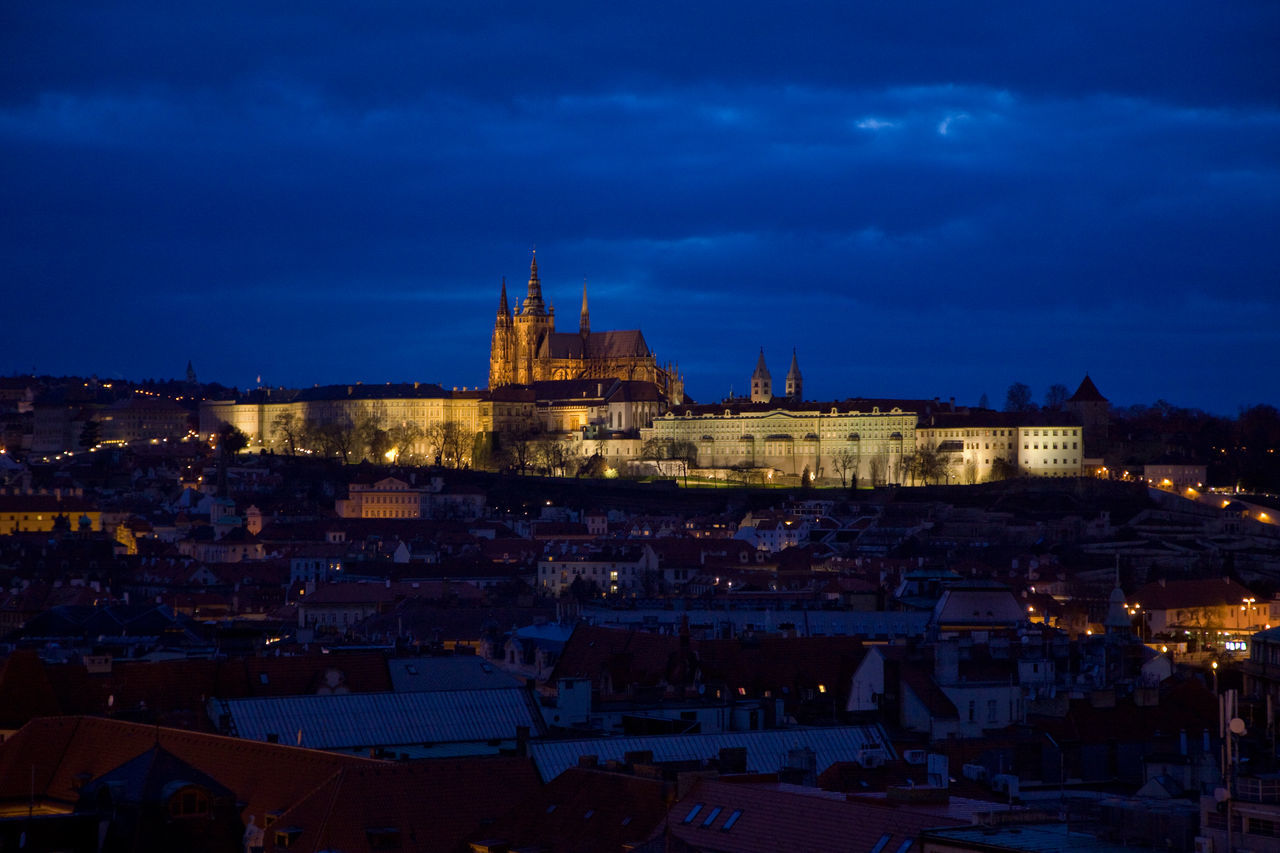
[496,421,541,474]
[271,411,301,455]
[831,447,859,488]
[1004,382,1036,413]
[387,421,424,464]
[867,453,886,487]
[1044,383,1070,412]
[911,443,954,485]
[426,421,473,468]
[306,416,356,463]
[533,435,570,476]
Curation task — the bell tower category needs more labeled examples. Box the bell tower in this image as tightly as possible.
[751,348,772,403]
[785,349,802,401]
[488,277,514,388]
[512,251,554,384]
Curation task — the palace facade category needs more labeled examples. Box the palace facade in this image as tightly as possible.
[641,397,924,486]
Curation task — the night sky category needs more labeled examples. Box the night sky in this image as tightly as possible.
[3,3,1277,413]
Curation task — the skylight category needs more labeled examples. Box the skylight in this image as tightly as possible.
[682,804,703,824]
[701,806,723,828]
[721,809,743,831]
[869,834,892,853]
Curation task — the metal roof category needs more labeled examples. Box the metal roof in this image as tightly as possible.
[216,687,541,750]
[581,607,931,639]
[387,656,523,693]
[527,724,895,782]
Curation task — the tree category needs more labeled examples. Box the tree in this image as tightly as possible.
[354,403,389,463]
[867,453,886,487]
[990,457,1020,481]
[533,435,570,477]
[906,443,953,485]
[426,421,473,468]
[496,421,541,474]
[977,392,990,410]
[1044,383,1070,412]
[670,440,698,485]
[78,418,100,450]
[217,423,249,456]
[576,453,608,478]
[271,411,301,455]
[800,465,813,488]
[387,421,424,464]
[831,447,859,488]
[1004,382,1036,413]
[306,417,355,463]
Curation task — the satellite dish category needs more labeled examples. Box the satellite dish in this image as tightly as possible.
[1214,787,1231,802]
[1230,718,1247,736]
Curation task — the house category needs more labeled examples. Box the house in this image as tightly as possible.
[1131,576,1268,639]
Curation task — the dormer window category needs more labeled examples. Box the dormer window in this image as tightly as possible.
[168,786,211,818]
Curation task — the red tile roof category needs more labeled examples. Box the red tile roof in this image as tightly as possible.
[473,767,669,853]
[1131,576,1259,611]
[0,716,379,824]
[657,778,966,853]
[263,756,541,853]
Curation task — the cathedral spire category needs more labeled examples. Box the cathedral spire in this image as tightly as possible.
[523,249,545,313]
[497,277,510,318]
[580,278,590,335]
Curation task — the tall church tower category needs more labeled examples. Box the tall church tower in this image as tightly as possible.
[785,349,802,401]
[751,349,772,403]
[512,252,554,385]
[579,279,590,337]
[488,277,515,388]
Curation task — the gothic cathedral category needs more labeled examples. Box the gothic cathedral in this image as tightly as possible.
[488,253,684,404]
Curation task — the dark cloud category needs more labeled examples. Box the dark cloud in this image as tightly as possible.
[1,3,1276,414]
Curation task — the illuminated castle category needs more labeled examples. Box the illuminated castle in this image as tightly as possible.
[487,252,683,404]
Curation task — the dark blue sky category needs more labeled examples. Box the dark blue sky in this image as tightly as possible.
[3,3,1277,413]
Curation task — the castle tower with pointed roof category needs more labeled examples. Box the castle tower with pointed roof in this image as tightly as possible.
[785,349,802,401]
[1065,374,1110,457]
[751,349,772,403]
[487,253,683,404]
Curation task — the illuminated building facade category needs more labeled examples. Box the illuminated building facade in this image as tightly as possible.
[642,399,920,484]
[487,253,683,405]
[917,412,1085,483]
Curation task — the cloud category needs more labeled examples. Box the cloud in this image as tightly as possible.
[1,4,1277,412]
